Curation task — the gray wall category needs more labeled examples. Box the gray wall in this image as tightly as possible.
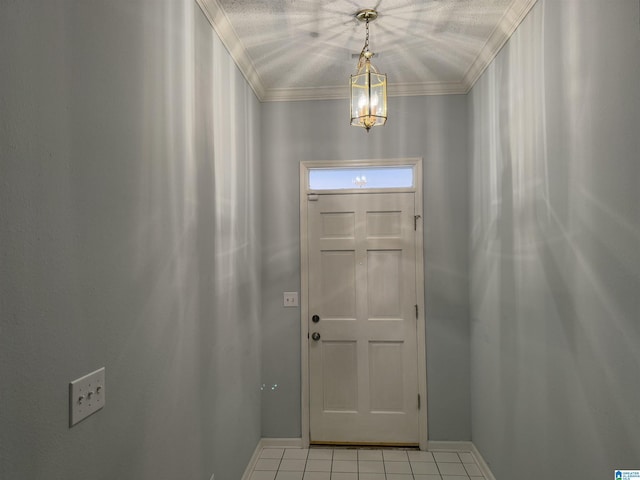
[260,95,471,441]
[0,1,261,479]
[469,1,640,478]
[6,0,636,477]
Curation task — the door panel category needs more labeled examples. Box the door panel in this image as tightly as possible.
[320,251,356,318]
[322,341,358,411]
[369,341,405,412]
[308,192,419,445]
[367,250,402,317]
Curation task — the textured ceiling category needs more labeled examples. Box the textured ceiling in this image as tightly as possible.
[197,0,537,101]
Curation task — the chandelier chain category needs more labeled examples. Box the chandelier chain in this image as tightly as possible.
[360,16,370,57]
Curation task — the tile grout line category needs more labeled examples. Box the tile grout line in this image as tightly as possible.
[302,449,307,478]
[276,450,283,477]
[255,447,484,480]
[407,453,415,480]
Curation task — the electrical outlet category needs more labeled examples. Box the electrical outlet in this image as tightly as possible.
[283,292,298,307]
[69,367,105,426]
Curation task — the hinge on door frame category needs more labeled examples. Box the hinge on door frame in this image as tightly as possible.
[418,394,421,410]
[414,214,421,230]
[415,304,418,319]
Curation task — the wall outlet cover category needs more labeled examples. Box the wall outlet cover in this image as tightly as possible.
[283,292,299,307]
[69,367,105,427]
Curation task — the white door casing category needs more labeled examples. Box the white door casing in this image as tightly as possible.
[300,159,427,449]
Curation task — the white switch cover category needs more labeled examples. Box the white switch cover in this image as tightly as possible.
[283,292,299,307]
[69,367,105,426]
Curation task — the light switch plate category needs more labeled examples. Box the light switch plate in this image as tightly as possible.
[283,292,299,307]
[69,367,105,427]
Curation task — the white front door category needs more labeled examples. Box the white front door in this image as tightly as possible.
[307,192,419,445]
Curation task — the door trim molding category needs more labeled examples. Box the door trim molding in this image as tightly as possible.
[299,158,427,450]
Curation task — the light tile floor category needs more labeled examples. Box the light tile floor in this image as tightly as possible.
[249,447,485,480]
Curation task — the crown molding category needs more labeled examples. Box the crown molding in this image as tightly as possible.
[196,0,266,100]
[462,0,538,91]
[261,81,467,102]
[389,81,468,97]
[263,85,350,102]
[197,0,538,102]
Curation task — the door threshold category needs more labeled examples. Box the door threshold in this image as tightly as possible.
[310,442,420,449]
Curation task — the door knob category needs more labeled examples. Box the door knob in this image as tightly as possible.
[312,314,320,323]
[311,332,321,341]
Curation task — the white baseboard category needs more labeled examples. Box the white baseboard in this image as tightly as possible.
[240,438,305,480]
[427,440,474,451]
[240,439,264,480]
[241,438,495,480]
[427,441,496,480]
[260,438,304,448]
[470,442,497,480]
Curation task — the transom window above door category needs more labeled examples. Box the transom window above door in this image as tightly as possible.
[307,165,414,192]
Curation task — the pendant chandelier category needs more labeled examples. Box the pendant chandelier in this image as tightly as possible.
[350,9,387,132]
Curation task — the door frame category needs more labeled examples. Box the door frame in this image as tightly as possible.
[299,158,427,450]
